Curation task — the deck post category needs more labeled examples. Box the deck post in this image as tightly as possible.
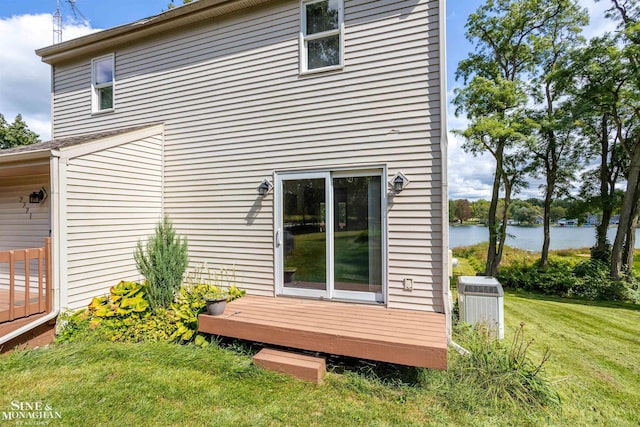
[24,249,31,317]
[8,251,15,321]
[45,237,52,313]
[38,247,44,313]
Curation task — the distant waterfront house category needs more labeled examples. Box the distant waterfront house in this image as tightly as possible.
[557,218,579,227]
[1,0,449,368]
[610,215,621,225]
[586,215,600,226]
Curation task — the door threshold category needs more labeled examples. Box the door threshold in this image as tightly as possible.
[276,294,385,306]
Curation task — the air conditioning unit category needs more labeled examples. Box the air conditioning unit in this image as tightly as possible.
[457,276,504,339]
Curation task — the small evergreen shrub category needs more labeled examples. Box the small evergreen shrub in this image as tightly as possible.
[134,215,189,311]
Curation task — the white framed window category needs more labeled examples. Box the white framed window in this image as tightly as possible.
[91,54,114,113]
[300,0,344,73]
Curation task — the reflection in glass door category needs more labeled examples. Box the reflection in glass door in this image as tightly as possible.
[332,175,382,299]
[281,176,327,296]
[277,170,384,302]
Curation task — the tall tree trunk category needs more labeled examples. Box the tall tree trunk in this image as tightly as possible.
[485,145,504,276]
[594,115,612,259]
[611,149,640,279]
[540,81,557,269]
[622,180,640,272]
[540,172,555,268]
[496,176,513,272]
[623,215,638,273]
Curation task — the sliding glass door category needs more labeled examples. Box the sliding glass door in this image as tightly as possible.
[276,170,384,302]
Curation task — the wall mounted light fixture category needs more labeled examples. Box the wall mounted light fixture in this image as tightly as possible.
[29,188,47,204]
[390,172,409,194]
[258,179,273,196]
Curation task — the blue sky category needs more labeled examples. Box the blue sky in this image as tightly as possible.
[0,0,613,200]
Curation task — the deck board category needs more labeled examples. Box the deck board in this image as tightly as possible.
[0,289,48,323]
[199,296,448,369]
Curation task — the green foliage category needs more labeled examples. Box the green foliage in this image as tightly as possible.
[498,259,578,295]
[0,113,39,149]
[436,322,560,409]
[498,258,637,301]
[57,269,247,346]
[134,215,189,311]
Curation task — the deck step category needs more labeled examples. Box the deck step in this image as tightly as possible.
[253,348,326,383]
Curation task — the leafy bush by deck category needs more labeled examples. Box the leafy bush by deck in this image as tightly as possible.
[134,215,189,311]
[57,279,245,346]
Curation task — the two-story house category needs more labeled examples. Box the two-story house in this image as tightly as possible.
[0,0,448,367]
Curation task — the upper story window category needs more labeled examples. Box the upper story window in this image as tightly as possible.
[91,54,114,113]
[301,0,343,72]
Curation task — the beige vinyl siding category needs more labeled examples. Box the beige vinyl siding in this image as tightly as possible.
[63,135,162,309]
[51,0,444,312]
[0,173,51,290]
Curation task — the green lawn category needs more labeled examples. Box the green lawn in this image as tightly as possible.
[1,292,639,426]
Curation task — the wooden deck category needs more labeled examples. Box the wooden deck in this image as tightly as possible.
[199,296,448,369]
[0,289,48,322]
[0,239,52,336]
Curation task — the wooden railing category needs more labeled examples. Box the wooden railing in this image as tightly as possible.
[0,238,52,323]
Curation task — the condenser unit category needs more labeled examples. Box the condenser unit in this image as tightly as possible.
[457,276,504,339]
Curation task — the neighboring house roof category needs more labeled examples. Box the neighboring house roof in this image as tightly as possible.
[36,0,274,65]
[0,124,161,162]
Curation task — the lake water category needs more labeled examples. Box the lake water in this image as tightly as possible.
[449,225,640,251]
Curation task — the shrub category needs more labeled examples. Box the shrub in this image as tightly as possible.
[498,259,577,296]
[57,270,246,346]
[134,215,189,311]
[497,257,638,302]
[571,260,630,301]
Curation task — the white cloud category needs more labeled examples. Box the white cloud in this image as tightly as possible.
[0,14,94,141]
[582,0,617,39]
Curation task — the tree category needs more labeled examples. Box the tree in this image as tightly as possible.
[454,199,472,223]
[471,199,490,223]
[523,0,588,267]
[571,37,627,261]
[448,200,456,222]
[167,0,194,9]
[595,0,640,279]
[453,0,565,276]
[550,205,566,222]
[0,114,39,149]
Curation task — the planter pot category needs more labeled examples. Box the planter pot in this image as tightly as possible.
[205,298,227,316]
[284,268,297,284]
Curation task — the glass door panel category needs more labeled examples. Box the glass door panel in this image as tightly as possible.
[332,176,382,297]
[282,177,327,293]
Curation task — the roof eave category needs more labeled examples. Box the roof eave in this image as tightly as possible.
[36,0,273,65]
[0,149,51,164]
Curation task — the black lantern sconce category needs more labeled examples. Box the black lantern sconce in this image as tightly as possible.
[258,179,273,197]
[29,188,47,204]
[390,172,409,194]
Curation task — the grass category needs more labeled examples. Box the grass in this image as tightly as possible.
[2,291,639,425]
[503,291,640,425]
